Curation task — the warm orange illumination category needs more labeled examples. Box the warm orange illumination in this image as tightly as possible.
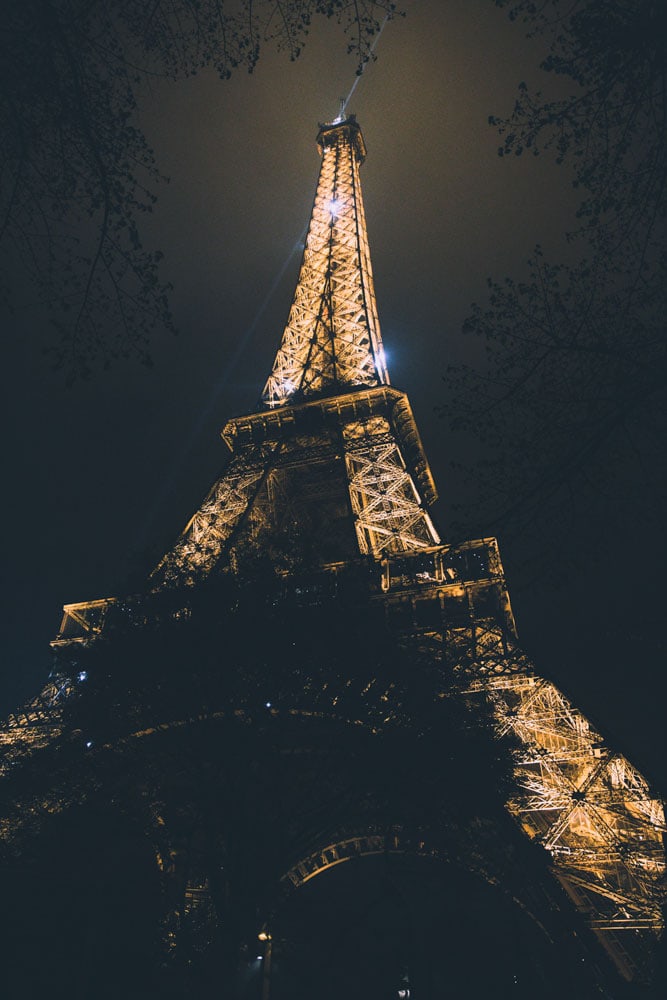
[263,116,389,407]
[8,114,662,987]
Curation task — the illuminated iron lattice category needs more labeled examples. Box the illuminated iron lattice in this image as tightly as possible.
[262,117,388,406]
[343,417,439,555]
[0,675,72,779]
[455,625,666,976]
[375,552,666,979]
[148,116,436,586]
[150,408,439,583]
[479,672,666,939]
[151,443,282,588]
[0,114,664,986]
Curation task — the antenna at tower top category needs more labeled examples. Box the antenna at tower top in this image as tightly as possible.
[333,97,346,124]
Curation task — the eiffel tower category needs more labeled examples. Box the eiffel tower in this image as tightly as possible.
[1,114,665,998]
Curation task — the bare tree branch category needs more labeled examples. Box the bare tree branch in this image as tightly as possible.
[0,0,399,376]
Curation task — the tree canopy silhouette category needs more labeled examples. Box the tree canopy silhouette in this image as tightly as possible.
[1,0,397,377]
[442,0,666,551]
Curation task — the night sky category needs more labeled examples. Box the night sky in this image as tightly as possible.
[2,0,665,805]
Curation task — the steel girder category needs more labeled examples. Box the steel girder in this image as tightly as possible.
[1,554,665,982]
[262,117,388,406]
[1,114,664,989]
[148,394,439,588]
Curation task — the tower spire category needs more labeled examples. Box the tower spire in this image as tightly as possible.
[262,115,389,407]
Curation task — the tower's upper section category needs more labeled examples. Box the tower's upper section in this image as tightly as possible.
[262,115,390,408]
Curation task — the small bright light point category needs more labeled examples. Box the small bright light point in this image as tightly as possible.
[265,702,272,709]
[77,670,88,682]
[256,955,262,961]
[85,741,93,749]
[327,198,345,216]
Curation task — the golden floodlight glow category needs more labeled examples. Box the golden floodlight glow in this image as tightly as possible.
[262,116,389,407]
[1,114,662,988]
[145,115,667,981]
